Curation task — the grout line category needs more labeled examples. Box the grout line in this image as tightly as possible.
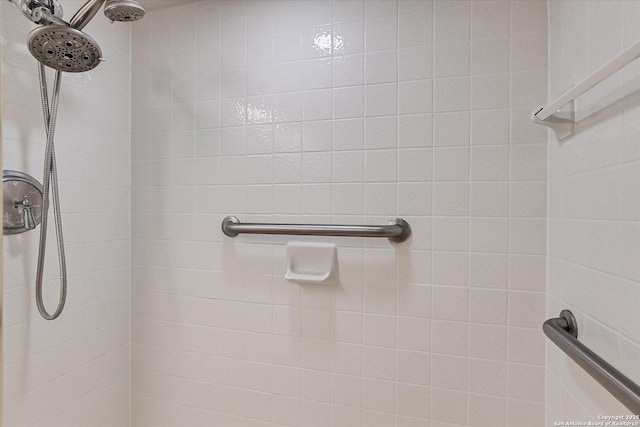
[465,1,472,423]
[506,0,514,420]
[393,1,400,424]
[429,0,436,422]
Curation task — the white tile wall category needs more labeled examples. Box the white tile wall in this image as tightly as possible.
[1,1,131,425]
[547,0,640,424]
[131,1,547,426]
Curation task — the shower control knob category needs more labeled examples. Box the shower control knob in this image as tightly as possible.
[18,196,37,231]
[3,170,43,235]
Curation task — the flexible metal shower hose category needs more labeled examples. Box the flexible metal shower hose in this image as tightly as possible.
[35,63,67,320]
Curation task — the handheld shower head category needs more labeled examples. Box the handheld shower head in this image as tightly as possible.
[104,0,145,22]
[27,25,102,72]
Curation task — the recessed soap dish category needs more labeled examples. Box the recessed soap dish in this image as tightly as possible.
[285,242,338,285]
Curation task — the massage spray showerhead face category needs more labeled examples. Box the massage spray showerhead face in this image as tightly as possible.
[104,0,145,22]
[22,0,144,73]
[27,25,102,73]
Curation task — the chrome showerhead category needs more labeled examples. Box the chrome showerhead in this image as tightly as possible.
[104,0,145,22]
[27,25,102,73]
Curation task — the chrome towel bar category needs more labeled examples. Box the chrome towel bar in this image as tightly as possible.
[544,310,640,414]
[221,216,411,243]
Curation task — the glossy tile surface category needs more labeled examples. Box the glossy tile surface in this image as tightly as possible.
[130,1,548,426]
[1,0,132,425]
[547,0,640,423]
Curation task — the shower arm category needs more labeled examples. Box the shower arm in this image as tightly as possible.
[32,5,67,25]
[69,0,105,30]
[6,0,67,25]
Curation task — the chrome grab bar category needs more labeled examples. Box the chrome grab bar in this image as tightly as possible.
[544,310,640,414]
[221,216,411,243]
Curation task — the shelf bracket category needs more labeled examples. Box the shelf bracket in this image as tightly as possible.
[531,105,575,141]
